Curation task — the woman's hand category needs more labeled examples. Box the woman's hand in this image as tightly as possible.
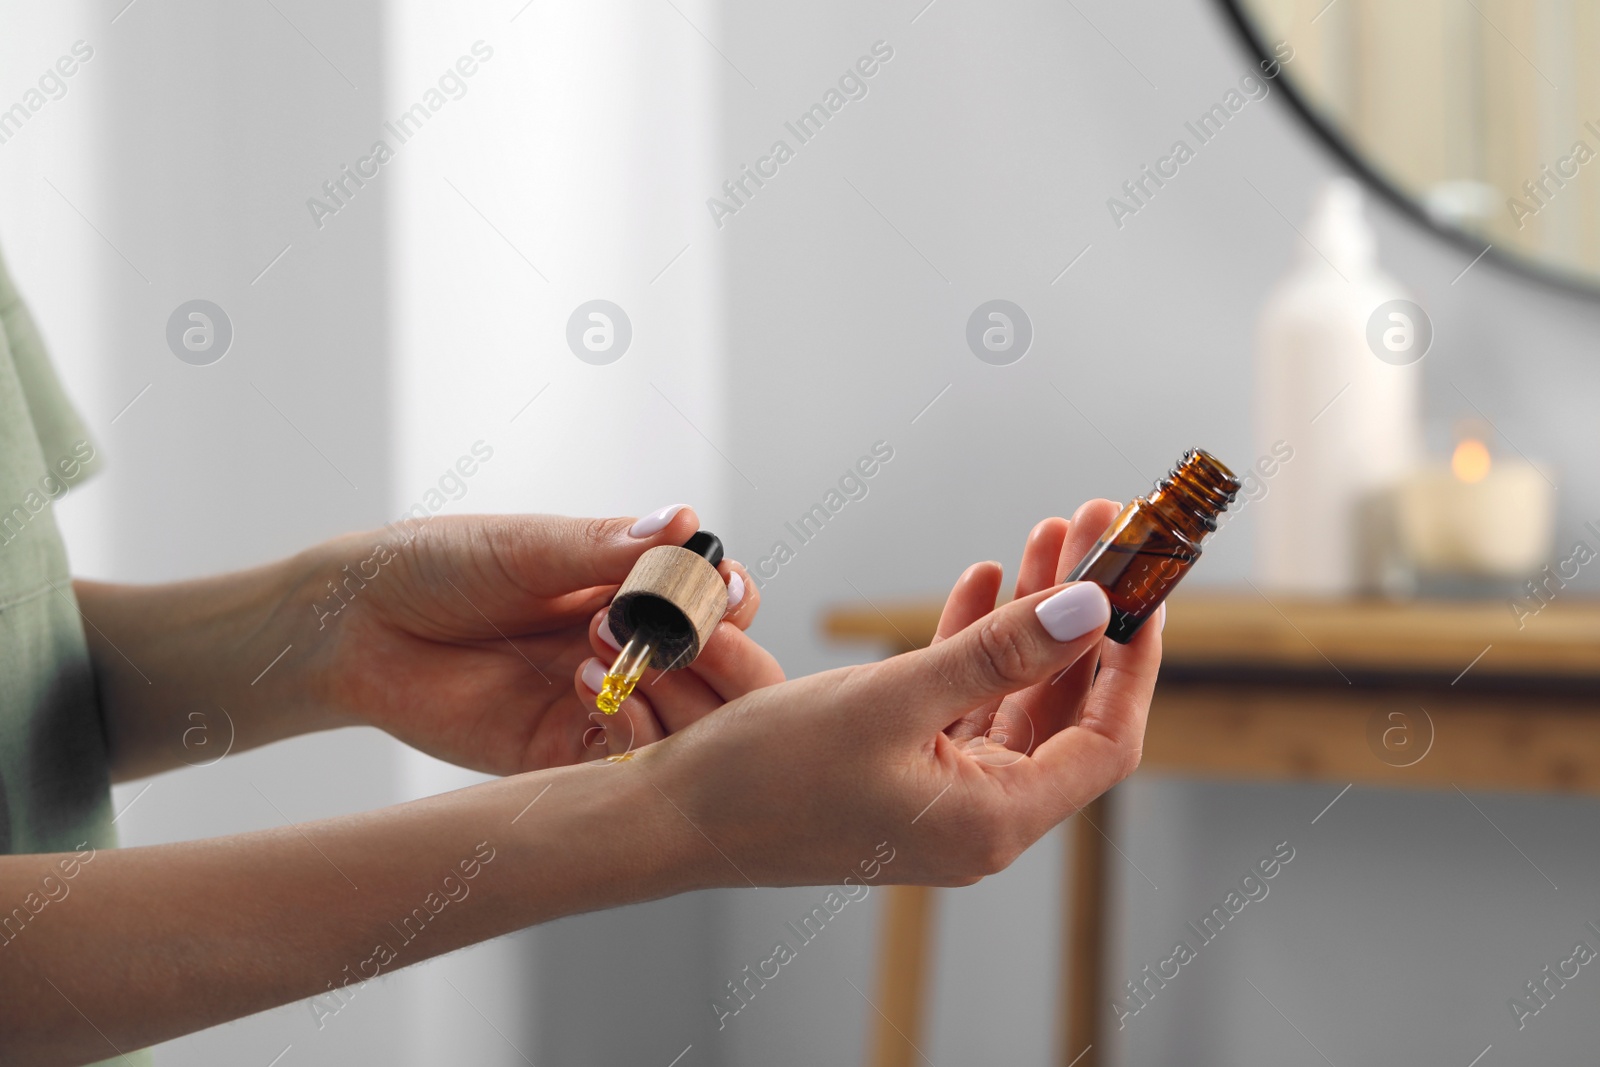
[77,505,783,781]
[312,506,783,775]
[631,499,1158,888]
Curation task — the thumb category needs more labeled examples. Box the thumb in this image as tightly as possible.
[503,504,702,590]
[882,582,1110,732]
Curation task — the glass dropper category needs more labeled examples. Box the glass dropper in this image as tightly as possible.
[595,636,652,715]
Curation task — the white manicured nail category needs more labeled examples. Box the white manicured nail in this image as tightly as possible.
[629,504,687,537]
[726,570,745,609]
[1157,603,1167,634]
[580,658,606,693]
[597,615,622,651]
[1036,583,1110,642]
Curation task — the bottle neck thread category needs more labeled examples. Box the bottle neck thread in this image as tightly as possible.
[1145,449,1242,543]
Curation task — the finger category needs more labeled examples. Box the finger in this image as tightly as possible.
[937,562,1004,742]
[638,666,726,734]
[678,620,785,706]
[576,657,665,758]
[594,608,624,660]
[993,515,1087,745]
[934,561,1002,644]
[1056,499,1123,581]
[481,504,705,597]
[718,560,759,630]
[880,582,1111,733]
[956,502,1122,752]
[1015,519,1068,599]
[951,522,1067,745]
[1080,602,1162,741]
[591,610,782,732]
[1042,498,1125,718]
[1028,601,1161,803]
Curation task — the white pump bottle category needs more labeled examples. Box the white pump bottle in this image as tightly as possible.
[1254,178,1423,594]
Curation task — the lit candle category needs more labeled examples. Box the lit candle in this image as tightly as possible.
[1396,433,1556,579]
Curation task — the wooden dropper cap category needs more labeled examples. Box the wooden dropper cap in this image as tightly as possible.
[607,531,729,671]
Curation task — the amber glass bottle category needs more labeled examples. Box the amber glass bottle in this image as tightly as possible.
[1065,448,1242,643]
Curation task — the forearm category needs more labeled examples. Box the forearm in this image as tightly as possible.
[0,762,698,1065]
[74,540,354,781]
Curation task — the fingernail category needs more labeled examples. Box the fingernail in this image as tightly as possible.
[630,504,687,537]
[597,615,622,651]
[1036,583,1110,642]
[580,658,606,693]
[726,569,746,609]
[1157,603,1167,634]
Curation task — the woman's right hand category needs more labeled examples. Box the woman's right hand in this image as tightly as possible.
[637,499,1162,889]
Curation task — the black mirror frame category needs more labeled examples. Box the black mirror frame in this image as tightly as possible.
[1213,0,1600,301]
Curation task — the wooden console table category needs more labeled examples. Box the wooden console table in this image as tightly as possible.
[823,592,1600,1067]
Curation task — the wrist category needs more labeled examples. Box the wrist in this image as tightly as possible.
[602,750,727,897]
[219,544,355,738]
[489,755,718,918]
[281,534,369,730]
[620,738,743,894]
[81,542,354,779]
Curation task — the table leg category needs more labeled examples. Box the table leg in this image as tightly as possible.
[867,884,937,1067]
[1062,795,1110,1067]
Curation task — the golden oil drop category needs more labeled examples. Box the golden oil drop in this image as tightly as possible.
[595,636,653,715]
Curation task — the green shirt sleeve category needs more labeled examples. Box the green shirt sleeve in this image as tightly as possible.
[0,242,149,1065]
[0,244,100,491]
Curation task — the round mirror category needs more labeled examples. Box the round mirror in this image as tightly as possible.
[1219,0,1600,294]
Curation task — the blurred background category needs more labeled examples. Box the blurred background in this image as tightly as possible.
[3,0,1600,1064]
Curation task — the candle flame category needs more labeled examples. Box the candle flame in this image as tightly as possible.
[1452,438,1491,483]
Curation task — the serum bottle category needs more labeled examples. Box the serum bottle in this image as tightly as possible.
[1064,448,1242,643]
